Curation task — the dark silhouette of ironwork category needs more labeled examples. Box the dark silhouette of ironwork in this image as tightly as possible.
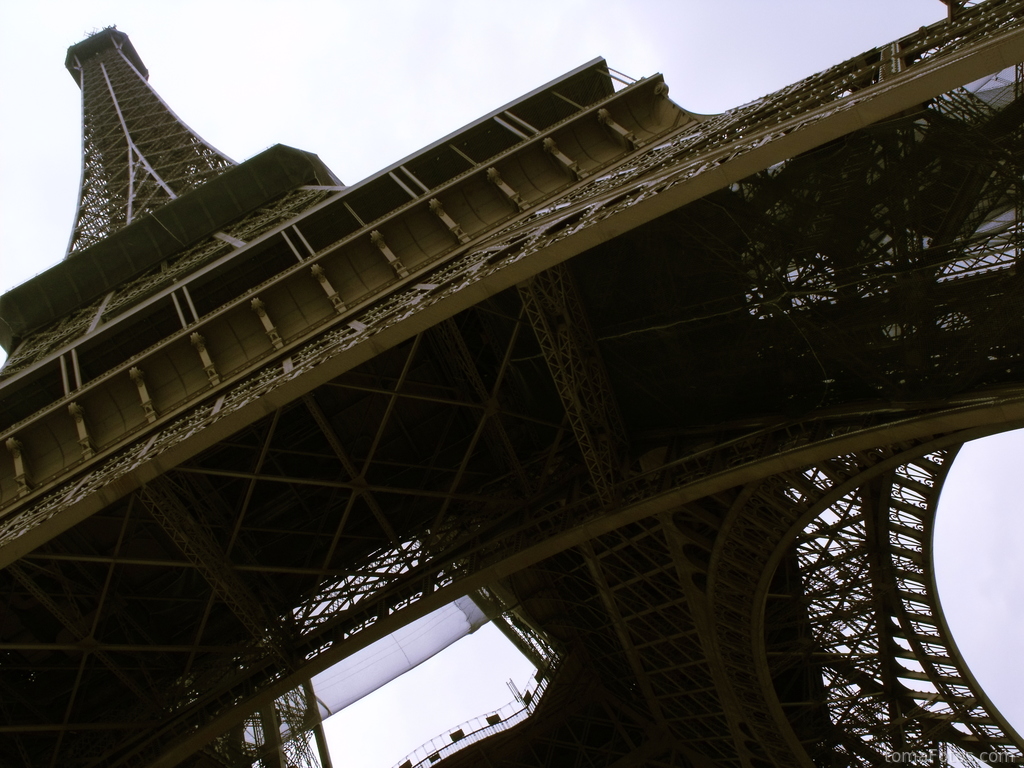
[2,4,1024,766]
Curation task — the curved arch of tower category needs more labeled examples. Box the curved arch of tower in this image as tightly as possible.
[1,5,1024,767]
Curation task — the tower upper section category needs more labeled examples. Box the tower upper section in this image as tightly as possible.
[64,27,235,257]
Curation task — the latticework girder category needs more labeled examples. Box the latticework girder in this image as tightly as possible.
[3,3,1024,767]
[136,477,293,667]
[779,448,1020,765]
[519,265,628,506]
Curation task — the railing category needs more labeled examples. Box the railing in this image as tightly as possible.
[392,660,557,768]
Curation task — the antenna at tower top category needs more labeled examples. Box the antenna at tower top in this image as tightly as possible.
[63,27,235,257]
[65,26,147,81]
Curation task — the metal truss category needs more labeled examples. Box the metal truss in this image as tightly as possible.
[428,316,532,496]
[136,476,293,666]
[519,265,627,506]
[779,449,1021,765]
[65,28,235,256]
[0,187,332,380]
[4,3,1024,767]
[457,433,1023,768]
[7,0,1024,521]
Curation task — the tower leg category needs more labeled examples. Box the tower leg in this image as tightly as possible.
[304,680,335,768]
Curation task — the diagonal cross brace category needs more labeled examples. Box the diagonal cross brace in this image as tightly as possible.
[7,562,152,703]
[433,317,531,494]
[137,478,292,666]
[303,393,400,545]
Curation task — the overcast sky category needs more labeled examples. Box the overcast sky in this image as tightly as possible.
[1,0,1021,762]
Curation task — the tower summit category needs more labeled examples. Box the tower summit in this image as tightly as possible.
[64,27,235,256]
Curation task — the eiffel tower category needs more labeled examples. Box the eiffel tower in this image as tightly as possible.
[2,3,1024,766]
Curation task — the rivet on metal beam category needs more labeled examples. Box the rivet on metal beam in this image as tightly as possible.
[428,198,471,244]
[130,367,157,423]
[250,298,284,350]
[486,167,528,211]
[597,108,640,149]
[5,438,32,498]
[542,138,585,180]
[311,264,346,313]
[190,332,220,385]
[68,402,94,459]
[370,230,410,278]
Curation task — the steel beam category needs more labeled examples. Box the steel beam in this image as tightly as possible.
[519,265,627,505]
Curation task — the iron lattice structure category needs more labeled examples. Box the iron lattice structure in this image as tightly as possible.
[2,3,1024,767]
[65,28,235,257]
